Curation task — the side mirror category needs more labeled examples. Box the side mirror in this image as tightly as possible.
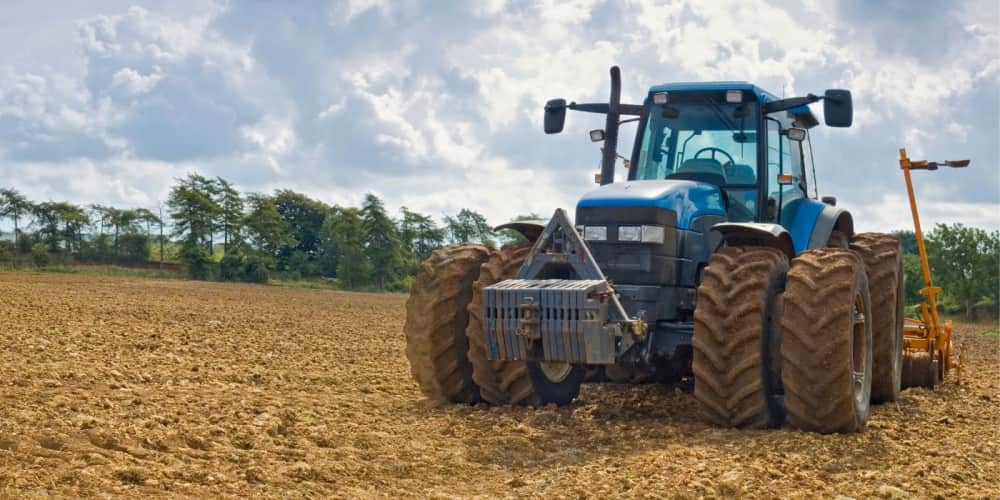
[823,89,853,127]
[589,129,605,142]
[784,127,806,142]
[544,98,567,134]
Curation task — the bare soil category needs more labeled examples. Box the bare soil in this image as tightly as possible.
[1,273,997,498]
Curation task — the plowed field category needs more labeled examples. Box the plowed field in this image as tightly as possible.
[1,273,997,498]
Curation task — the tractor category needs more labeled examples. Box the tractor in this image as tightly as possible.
[404,66,906,433]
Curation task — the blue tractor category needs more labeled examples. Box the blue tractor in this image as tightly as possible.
[404,67,904,434]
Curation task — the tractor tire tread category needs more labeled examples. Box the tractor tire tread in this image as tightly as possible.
[850,233,903,403]
[404,245,490,403]
[693,246,788,429]
[781,248,870,433]
[465,243,541,405]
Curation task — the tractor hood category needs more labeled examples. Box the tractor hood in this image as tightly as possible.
[576,179,726,230]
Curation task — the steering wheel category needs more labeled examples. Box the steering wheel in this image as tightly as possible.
[693,147,735,166]
[727,199,756,221]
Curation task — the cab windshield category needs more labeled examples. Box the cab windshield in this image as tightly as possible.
[631,91,760,221]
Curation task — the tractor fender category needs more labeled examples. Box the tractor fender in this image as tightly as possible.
[494,220,548,243]
[783,199,855,253]
[805,204,854,250]
[711,222,795,259]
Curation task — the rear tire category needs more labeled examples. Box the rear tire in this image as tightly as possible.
[404,245,490,403]
[782,248,873,433]
[692,246,788,429]
[465,244,542,405]
[850,233,903,403]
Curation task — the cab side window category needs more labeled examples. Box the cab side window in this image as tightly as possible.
[766,117,806,225]
[799,130,816,198]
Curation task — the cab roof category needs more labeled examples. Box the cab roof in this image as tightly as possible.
[648,81,778,102]
[647,81,818,128]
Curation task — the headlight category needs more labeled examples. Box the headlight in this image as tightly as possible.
[584,226,607,241]
[641,225,665,243]
[618,226,641,242]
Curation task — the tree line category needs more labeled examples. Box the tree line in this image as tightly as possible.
[0,176,521,291]
[2,182,996,313]
[892,226,999,320]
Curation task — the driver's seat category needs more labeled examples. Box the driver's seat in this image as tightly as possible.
[667,158,728,186]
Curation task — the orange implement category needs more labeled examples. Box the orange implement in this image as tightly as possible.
[898,148,967,388]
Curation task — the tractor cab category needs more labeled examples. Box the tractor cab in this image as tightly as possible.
[628,83,817,228]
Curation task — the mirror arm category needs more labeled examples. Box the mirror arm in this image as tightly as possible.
[565,102,643,116]
[762,93,822,114]
[567,102,610,114]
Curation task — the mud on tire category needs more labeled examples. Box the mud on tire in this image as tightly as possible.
[693,246,788,429]
[465,243,542,406]
[781,248,873,433]
[404,245,490,403]
[850,233,904,403]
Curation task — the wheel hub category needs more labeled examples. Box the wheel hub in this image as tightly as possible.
[538,361,572,383]
[851,292,868,408]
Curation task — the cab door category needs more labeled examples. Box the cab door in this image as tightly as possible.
[765,117,808,229]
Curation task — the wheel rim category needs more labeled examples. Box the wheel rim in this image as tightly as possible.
[538,362,572,383]
[851,291,868,407]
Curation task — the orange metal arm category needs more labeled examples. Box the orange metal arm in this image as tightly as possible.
[898,148,942,339]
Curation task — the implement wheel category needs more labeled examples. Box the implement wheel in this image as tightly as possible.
[693,246,788,429]
[782,248,873,433]
[850,233,904,403]
[902,352,941,388]
[404,245,490,403]
[465,243,542,405]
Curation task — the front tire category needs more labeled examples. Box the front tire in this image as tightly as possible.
[525,358,585,406]
[465,243,542,405]
[404,245,491,403]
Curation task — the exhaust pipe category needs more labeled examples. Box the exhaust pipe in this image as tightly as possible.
[599,66,622,186]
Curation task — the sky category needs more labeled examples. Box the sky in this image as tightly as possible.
[1,0,998,232]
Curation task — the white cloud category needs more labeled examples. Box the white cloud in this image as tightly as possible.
[110,67,162,95]
[0,0,996,232]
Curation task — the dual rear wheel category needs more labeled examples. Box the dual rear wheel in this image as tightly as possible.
[694,239,901,434]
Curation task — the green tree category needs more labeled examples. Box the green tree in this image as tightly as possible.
[324,207,370,289]
[90,204,112,236]
[902,253,923,309]
[108,208,142,258]
[273,190,329,270]
[168,174,220,278]
[362,193,402,290]
[891,229,918,255]
[216,178,244,252]
[925,223,1000,318]
[58,203,90,253]
[399,207,445,262]
[193,175,222,254]
[0,188,32,261]
[444,208,496,247]
[244,193,295,266]
[31,202,63,253]
[134,208,161,238]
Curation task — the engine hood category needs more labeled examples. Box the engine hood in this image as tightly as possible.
[576,180,726,230]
